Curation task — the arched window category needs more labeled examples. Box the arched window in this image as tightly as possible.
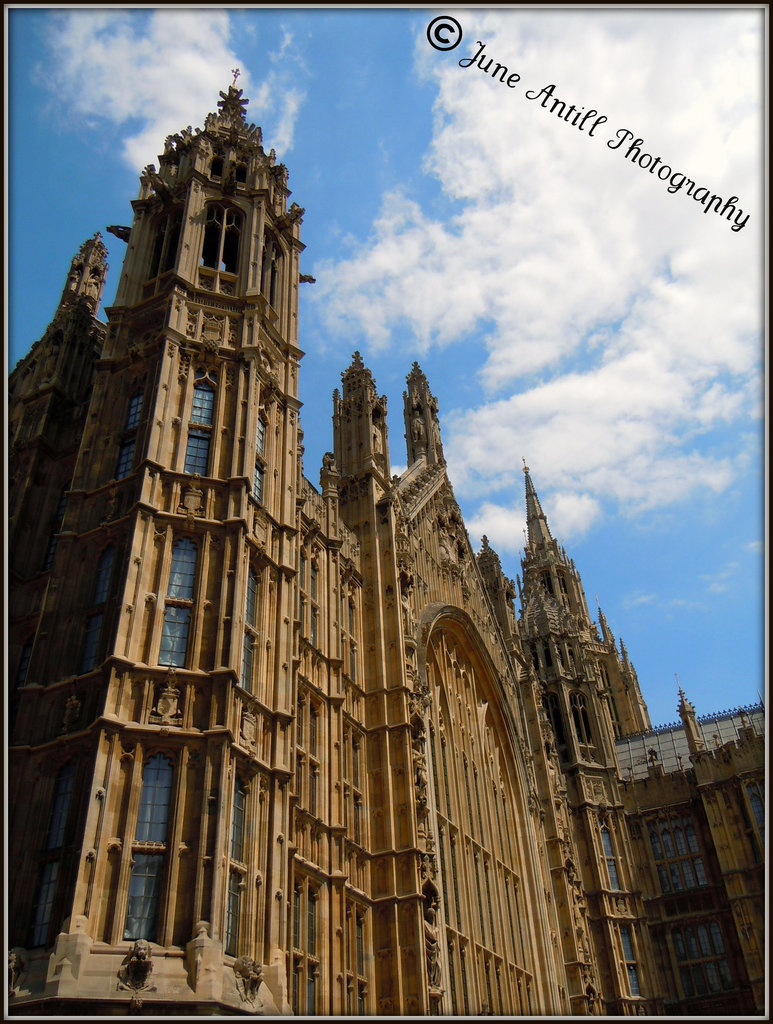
[601,825,620,890]
[210,150,224,179]
[116,390,144,479]
[42,487,69,571]
[124,754,173,941]
[544,691,567,749]
[159,539,198,667]
[242,566,259,692]
[231,778,247,862]
[571,691,595,753]
[79,545,116,674]
[201,204,242,273]
[148,210,181,279]
[46,763,75,850]
[16,638,33,688]
[619,925,640,995]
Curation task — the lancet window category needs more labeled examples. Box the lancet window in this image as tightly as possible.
[241,565,260,692]
[79,545,116,674]
[184,375,216,476]
[116,390,144,479]
[201,203,242,274]
[29,763,76,947]
[225,776,248,956]
[159,538,198,667]
[124,753,173,942]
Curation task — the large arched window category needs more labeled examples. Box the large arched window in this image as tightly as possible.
[125,754,174,941]
[424,619,534,1014]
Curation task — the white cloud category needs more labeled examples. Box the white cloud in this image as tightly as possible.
[312,9,763,528]
[700,561,741,594]
[41,10,305,169]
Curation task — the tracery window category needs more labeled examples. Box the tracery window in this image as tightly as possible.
[124,754,173,941]
[648,815,708,894]
[570,690,597,759]
[543,691,568,751]
[425,626,532,1008]
[671,921,733,997]
[148,209,181,279]
[201,204,242,274]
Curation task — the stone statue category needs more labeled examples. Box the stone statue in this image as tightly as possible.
[118,939,155,1007]
[233,955,263,1004]
[424,904,441,988]
[411,411,426,445]
[8,950,24,998]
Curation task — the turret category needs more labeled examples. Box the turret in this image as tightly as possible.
[403,362,444,467]
[333,351,390,487]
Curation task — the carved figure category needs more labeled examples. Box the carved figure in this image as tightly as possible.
[424,904,441,988]
[118,939,155,1006]
[413,743,429,808]
[233,955,263,1004]
[8,950,24,997]
[411,411,426,445]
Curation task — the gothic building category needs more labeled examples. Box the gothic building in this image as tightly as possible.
[7,84,765,1017]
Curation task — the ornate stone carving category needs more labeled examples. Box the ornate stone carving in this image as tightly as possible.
[149,681,182,726]
[233,957,263,1004]
[118,939,155,1009]
[61,693,82,733]
[8,950,25,998]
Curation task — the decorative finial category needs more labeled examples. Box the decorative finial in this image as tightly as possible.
[231,67,241,86]
[522,457,529,474]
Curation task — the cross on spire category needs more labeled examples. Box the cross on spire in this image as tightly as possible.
[231,67,241,86]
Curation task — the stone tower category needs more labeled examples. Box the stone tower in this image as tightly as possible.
[9,82,307,1013]
[517,463,658,1014]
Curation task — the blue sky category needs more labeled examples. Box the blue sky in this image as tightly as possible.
[6,7,766,727]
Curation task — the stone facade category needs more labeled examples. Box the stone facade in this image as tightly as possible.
[7,85,764,1017]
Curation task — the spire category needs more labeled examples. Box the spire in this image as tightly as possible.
[677,682,705,754]
[523,460,553,549]
[597,605,614,644]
